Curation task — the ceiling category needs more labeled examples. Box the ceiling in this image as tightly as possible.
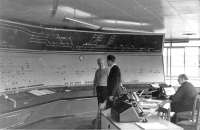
[0,0,200,39]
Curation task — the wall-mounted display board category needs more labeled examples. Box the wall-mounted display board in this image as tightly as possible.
[0,50,164,91]
[0,21,164,52]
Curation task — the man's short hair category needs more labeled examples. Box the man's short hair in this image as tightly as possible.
[179,74,189,80]
[107,55,116,62]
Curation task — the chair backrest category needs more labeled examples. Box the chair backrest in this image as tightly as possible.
[192,95,200,121]
[157,106,171,121]
[194,95,200,130]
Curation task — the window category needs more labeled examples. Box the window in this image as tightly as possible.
[163,40,200,87]
[171,48,184,76]
[185,47,199,77]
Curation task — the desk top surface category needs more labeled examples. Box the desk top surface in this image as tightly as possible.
[0,84,153,115]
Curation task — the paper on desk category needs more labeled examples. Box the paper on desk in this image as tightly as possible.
[29,89,55,96]
[136,122,168,130]
[150,83,160,88]
[40,89,55,94]
[139,102,158,109]
[65,89,71,92]
[29,90,46,96]
[143,99,163,104]
[163,87,175,96]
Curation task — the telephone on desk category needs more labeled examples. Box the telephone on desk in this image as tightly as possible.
[111,92,145,122]
[151,84,176,99]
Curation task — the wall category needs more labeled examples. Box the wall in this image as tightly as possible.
[0,49,164,91]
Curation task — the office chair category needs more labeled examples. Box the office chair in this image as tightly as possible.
[176,95,200,123]
[177,95,200,130]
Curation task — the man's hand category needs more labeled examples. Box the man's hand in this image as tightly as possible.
[99,101,107,110]
[109,96,114,101]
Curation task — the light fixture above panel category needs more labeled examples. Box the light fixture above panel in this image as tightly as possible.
[59,6,96,18]
[102,27,150,33]
[100,19,150,26]
[63,17,100,30]
[182,33,196,36]
[182,32,198,38]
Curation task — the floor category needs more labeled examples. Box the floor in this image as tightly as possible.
[16,113,96,129]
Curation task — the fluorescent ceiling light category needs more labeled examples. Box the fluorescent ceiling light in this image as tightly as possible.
[182,33,196,36]
[59,6,96,18]
[102,27,150,33]
[101,19,150,26]
[64,17,100,29]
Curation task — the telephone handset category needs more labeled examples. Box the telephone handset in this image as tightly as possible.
[158,84,175,99]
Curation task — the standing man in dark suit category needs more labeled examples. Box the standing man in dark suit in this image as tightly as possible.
[106,55,122,108]
[170,74,198,123]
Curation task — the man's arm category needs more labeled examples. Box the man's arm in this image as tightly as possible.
[171,87,185,103]
[93,70,98,95]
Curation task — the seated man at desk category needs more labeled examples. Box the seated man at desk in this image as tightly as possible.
[170,74,198,123]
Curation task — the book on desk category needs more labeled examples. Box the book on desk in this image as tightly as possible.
[29,89,55,96]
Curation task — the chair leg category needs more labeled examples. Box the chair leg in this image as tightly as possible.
[175,116,178,123]
[171,114,177,123]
